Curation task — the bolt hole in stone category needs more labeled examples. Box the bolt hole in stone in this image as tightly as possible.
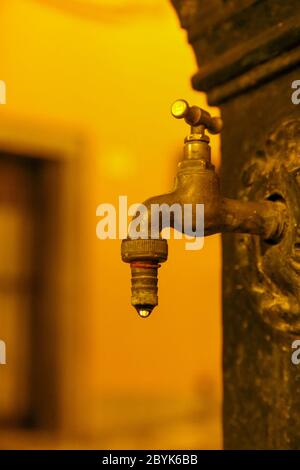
[266,192,285,203]
[264,192,286,246]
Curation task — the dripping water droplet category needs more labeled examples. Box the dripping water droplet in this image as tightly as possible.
[138,309,151,318]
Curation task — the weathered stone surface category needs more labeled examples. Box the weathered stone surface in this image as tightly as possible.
[171,0,300,449]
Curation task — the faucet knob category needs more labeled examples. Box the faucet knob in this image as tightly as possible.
[171,99,223,135]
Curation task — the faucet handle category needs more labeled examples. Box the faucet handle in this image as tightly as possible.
[171,99,223,135]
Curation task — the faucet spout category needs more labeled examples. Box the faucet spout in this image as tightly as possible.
[121,100,287,317]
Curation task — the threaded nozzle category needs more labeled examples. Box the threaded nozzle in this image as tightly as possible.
[130,262,160,318]
[121,238,168,317]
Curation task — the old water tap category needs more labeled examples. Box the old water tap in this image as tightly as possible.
[121,100,287,318]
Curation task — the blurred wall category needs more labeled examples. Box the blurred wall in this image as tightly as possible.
[0,0,222,449]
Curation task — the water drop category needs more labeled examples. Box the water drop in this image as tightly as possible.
[138,309,151,318]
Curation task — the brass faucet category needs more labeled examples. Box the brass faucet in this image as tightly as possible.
[121,100,287,318]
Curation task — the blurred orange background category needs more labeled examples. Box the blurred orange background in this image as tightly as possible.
[0,0,222,449]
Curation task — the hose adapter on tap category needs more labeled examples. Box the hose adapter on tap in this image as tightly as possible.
[121,238,168,318]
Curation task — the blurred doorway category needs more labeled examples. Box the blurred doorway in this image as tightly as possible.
[0,153,61,430]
